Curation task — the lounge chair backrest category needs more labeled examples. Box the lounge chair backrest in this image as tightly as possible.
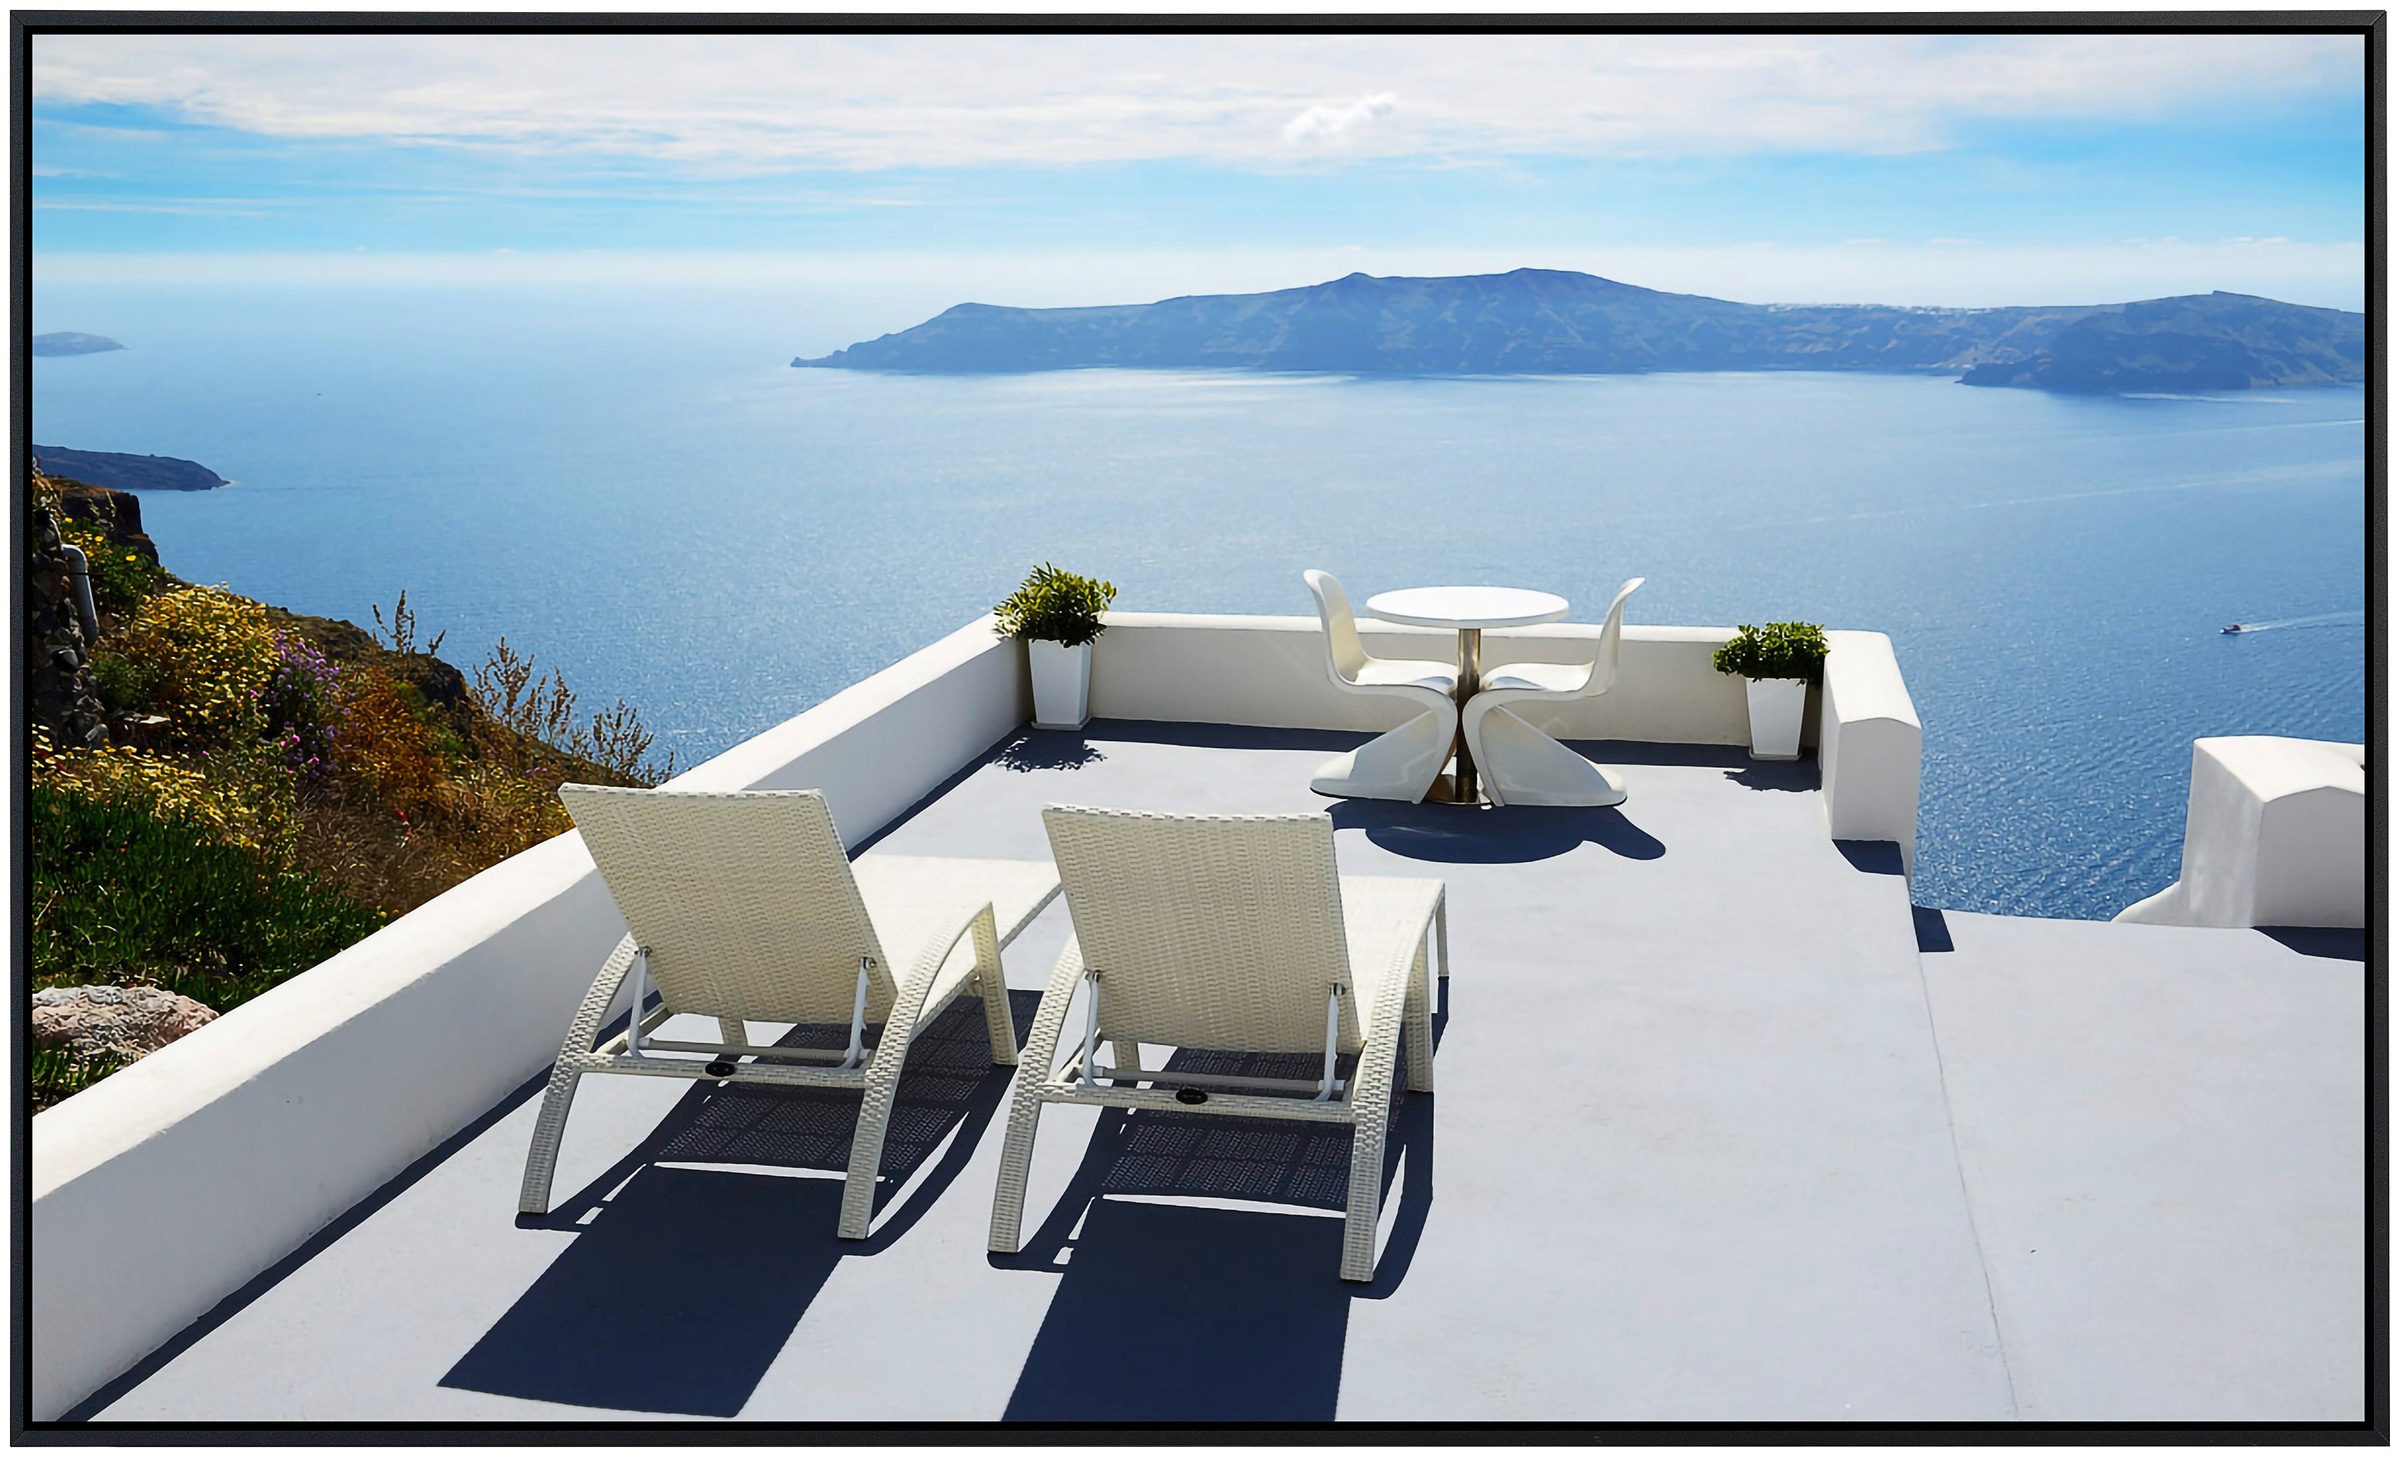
[1586,576,1647,697]
[1303,570,1371,684]
[1041,805,1362,1053]
[560,785,896,1025]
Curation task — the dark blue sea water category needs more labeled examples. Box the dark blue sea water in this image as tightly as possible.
[31,283,2367,921]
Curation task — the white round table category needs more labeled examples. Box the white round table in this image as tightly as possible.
[1363,586,1570,803]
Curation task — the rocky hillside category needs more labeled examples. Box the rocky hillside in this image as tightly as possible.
[33,445,224,491]
[1956,293,2366,392]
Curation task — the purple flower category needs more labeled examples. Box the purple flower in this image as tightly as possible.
[260,631,342,791]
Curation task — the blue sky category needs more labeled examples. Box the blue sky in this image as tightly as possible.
[31,32,2368,309]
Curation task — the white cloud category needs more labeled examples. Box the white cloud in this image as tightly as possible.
[1282,92,1398,147]
[30,33,2362,172]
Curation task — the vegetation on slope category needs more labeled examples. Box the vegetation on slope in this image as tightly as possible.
[30,470,677,1108]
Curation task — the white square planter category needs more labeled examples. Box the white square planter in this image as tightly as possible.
[1028,639,1093,730]
[1744,677,1809,761]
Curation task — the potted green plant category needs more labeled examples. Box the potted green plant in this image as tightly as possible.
[1712,621,1828,761]
[995,562,1118,730]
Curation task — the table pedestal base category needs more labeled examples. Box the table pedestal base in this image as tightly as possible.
[1423,773,1487,807]
[1432,628,1484,806]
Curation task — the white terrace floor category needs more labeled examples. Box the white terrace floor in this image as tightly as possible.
[75,723,2365,1424]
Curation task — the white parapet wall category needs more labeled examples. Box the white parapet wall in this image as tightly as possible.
[1818,630,1924,873]
[28,616,1030,1421]
[29,608,1921,1419]
[1090,613,1918,860]
[2116,736,2367,930]
[1091,614,1755,743]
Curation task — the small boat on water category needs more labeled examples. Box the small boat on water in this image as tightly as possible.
[2223,623,2248,634]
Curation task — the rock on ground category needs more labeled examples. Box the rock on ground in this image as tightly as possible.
[33,984,217,1069]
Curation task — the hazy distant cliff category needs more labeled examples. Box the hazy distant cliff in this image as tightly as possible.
[794,269,2364,394]
[32,445,224,492]
[33,332,124,357]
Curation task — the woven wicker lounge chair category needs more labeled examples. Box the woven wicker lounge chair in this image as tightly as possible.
[521,785,1061,1239]
[988,805,1445,1282]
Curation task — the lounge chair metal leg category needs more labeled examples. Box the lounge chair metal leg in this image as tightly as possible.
[990,941,1086,1254]
[1435,891,1450,980]
[968,909,1016,1066]
[1340,1108,1391,1283]
[517,1062,584,1216]
[988,1083,1047,1255]
[1340,925,1418,1281]
[1404,938,1435,1095]
[979,972,1019,1066]
[838,899,1010,1240]
[840,956,873,1071]
[519,934,641,1216]
[838,1052,904,1239]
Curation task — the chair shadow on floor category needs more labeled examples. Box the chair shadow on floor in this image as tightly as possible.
[1331,796,1664,863]
[995,1025,1439,1422]
[438,989,1038,1418]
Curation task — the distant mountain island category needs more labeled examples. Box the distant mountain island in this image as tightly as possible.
[33,445,225,492]
[34,332,125,357]
[794,269,2365,394]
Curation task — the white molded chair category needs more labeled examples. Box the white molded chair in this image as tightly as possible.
[1462,576,1646,808]
[988,805,1446,1282]
[521,785,1060,1239]
[1303,569,1460,803]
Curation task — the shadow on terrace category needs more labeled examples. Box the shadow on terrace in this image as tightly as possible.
[441,981,1443,1420]
[998,1042,1439,1423]
[442,992,1044,1416]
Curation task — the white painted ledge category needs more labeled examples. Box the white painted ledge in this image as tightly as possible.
[1819,630,1924,871]
[1093,613,1757,743]
[1093,614,1916,865]
[2117,737,2366,929]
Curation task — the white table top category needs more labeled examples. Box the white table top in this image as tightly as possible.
[1364,585,1571,631]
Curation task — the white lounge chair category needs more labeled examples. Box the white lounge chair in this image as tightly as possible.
[988,805,1445,1282]
[1302,569,1460,803]
[521,785,1061,1239]
[1462,576,1646,807]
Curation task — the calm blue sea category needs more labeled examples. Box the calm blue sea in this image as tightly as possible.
[31,283,2367,921]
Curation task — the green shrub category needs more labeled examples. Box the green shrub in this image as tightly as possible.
[58,519,168,616]
[1712,622,1829,684]
[993,562,1118,648]
[30,783,385,1012]
[87,646,164,718]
